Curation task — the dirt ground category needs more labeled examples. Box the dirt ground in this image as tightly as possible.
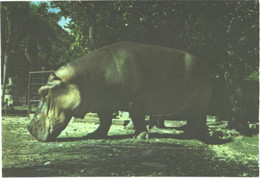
[2,115,259,177]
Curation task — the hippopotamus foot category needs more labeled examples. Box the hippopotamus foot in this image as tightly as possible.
[182,123,209,140]
[133,130,149,139]
[149,116,166,129]
[129,110,148,139]
[86,131,108,139]
[125,120,135,130]
[182,113,209,139]
[85,111,113,139]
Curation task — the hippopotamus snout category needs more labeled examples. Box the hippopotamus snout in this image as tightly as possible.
[27,112,51,142]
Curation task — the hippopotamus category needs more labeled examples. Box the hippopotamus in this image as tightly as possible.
[148,78,259,133]
[27,41,212,142]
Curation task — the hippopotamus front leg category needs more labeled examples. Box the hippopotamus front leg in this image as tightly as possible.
[86,111,113,139]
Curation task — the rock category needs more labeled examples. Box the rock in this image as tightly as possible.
[44,161,51,167]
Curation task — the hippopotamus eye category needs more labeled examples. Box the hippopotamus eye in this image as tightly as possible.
[49,71,62,81]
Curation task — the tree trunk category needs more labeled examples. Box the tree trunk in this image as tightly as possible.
[2,55,8,105]
[88,25,96,52]
[1,4,11,106]
[224,59,251,136]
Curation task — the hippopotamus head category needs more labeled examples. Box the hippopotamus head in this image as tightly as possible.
[27,71,81,142]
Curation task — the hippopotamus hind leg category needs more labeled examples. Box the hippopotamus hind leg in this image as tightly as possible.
[184,107,209,138]
[130,111,148,139]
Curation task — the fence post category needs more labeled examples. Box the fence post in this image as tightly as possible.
[5,99,8,115]
[27,70,51,117]
[2,56,8,106]
[41,67,45,86]
[27,72,31,116]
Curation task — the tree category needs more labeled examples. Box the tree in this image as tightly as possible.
[1,2,74,98]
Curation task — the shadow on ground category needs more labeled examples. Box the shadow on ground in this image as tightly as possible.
[55,132,232,145]
[2,139,258,177]
[2,116,259,177]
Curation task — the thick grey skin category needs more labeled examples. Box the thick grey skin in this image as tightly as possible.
[148,78,259,130]
[28,41,212,141]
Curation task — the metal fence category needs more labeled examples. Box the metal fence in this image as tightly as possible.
[27,70,51,115]
[2,77,28,115]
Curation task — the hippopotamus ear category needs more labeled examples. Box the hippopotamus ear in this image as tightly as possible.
[38,85,49,96]
[38,71,62,96]
[38,84,58,96]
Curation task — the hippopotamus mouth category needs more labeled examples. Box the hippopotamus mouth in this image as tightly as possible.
[27,113,51,142]
[27,98,52,141]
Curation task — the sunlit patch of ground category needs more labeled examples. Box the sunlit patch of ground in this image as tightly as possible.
[2,116,259,177]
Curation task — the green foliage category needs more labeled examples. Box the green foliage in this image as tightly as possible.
[246,71,259,80]
[1,2,76,95]
[51,1,258,76]
[4,1,257,77]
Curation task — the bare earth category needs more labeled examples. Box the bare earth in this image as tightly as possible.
[2,116,259,177]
